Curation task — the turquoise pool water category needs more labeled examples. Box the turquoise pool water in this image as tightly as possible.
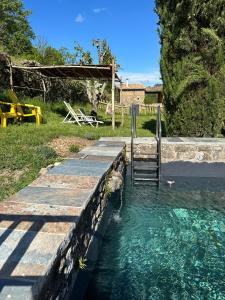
[85,175,225,300]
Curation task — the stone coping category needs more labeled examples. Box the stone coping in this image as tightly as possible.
[100,137,225,162]
[0,141,125,300]
[100,137,225,145]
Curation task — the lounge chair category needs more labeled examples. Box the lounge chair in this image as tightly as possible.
[63,101,104,127]
[62,101,85,126]
[78,108,104,127]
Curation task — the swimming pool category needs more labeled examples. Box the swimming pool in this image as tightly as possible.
[85,168,225,299]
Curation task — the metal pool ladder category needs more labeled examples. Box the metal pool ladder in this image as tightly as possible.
[131,104,162,185]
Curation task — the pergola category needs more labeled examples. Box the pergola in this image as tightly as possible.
[10,61,120,129]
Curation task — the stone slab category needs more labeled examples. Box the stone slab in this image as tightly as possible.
[100,137,156,145]
[0,228,64,277]
[0,279,34,300]
[79,149,123,157]
[48,161,109,177]
[57,159,112,169]
[0,201,81,234]
[100,136,225,146]
[84,155,116,162]
[9,187,92,208]
[30,175,100,190]
[163,137,225,145]
[94,141,125,148]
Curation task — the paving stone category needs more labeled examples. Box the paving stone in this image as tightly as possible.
[48,161,110,176]
[0,279,34,300]
[79,147,123,157]
[94,141,125,147]
[9,187,92,208]
[0,228,64,278]
[0,201,81,234]
[84,155,115,162]
[100,137,156,145]
[30,175,100,190]
[58,159,112,169]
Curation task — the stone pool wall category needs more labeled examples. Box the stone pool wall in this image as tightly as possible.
[100,137,225,163]
[40,151,125,300]
[0,141,125,300]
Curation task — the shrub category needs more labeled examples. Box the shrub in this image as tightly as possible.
[83,133,96,140]
[36,146,58,160]
[69,144,80,153]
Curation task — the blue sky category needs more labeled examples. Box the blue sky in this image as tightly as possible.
[23,0,161,86]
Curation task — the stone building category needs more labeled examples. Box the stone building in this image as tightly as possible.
[119,82,163,105]
[145,84,163,103]
[119,83,146,105]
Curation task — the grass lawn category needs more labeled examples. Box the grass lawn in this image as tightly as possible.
[0,99,162,201]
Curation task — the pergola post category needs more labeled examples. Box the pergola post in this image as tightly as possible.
[111,59,115,130]
[6,56,14,90]
[120,79,124,127]
[41,77,47,103]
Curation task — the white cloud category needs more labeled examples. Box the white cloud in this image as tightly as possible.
[93,8,107,14]
[119,71,162,86]
[75,13,85,23]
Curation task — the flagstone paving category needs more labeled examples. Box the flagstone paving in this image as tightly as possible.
[0,141,125,300]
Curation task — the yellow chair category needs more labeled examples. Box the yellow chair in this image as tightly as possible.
[0,101,17,128]
[0,90,42,128]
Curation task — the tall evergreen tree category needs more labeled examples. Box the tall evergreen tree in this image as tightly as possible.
[0,0,35,56]
[156,0,225,136]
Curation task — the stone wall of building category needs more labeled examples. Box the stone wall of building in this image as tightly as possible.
[120,90,145,105]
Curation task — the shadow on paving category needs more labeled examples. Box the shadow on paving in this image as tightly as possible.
[0,213,79,299]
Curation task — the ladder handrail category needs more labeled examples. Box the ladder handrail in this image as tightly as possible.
[156,105,162,180]
[131,104,161,184]
[131,105,137,183]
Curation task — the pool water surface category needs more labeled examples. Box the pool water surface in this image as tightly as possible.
[85,175,225,300]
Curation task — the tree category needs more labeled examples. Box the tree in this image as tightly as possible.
[74,42,93,65]
[156,0,225,136]
[92,38,118,65]
[72,40,119,113]
[0,0,34,55]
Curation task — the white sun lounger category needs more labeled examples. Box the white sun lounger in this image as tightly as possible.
[62,101,84,126]
[63,101,104,127]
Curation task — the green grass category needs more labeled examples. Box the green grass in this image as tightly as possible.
[0,98,161,201]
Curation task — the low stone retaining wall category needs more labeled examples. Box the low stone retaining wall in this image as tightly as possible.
[0,141,125,300]
[100,137,225,163]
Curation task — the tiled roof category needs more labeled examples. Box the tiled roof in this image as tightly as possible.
[120,83,145,90]
[145,85,163,92]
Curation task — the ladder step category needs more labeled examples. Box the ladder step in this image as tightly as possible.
[134,164,158,169]
[134,173,158,178]
[133,155,158,161]
[134,178,159,182]
[134,169,158,175]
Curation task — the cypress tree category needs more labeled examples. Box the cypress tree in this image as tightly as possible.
[156,0,225,136]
